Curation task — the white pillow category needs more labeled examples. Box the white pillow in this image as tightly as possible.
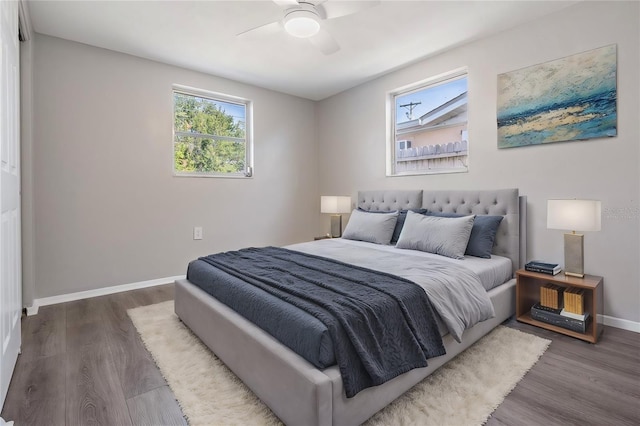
[342,209,399,245]
[396,211,475,259]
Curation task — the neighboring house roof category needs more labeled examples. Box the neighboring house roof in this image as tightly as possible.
[397,92,467,135]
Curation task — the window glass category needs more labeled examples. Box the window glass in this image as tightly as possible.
[388,71,468,176]
[173,88,252,177]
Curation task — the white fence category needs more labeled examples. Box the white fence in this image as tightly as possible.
[395,140,468,173]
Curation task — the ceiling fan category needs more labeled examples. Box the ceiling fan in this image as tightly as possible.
[237,0,380,55]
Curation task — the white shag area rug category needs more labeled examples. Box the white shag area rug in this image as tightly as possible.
[128,301,550,426]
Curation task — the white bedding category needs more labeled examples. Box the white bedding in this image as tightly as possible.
[290,238,513,290]
[287,238,504,342]
[328,238,514,291]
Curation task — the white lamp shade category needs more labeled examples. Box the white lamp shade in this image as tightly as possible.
[547,199,601,232]
[321,196,351,214]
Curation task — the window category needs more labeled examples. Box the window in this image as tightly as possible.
[387,69,468,176]
[173,86,252,177]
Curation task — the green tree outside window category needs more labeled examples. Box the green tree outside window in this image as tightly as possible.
[173,91,249,175]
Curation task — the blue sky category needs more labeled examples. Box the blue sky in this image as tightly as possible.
[209,98,246,126]
[396,76,467,124]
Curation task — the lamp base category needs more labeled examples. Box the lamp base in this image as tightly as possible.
[564,232,585,277]
[330,215,342,238]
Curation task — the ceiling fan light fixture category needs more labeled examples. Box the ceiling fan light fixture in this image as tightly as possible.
[284,9,320,38]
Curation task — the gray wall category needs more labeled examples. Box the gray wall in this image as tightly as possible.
[29,34,319,298]
[316,1,640,324]
[26,2,639,326]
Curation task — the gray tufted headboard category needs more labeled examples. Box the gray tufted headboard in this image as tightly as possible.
[357,190,423,212]
[357,188,525,275]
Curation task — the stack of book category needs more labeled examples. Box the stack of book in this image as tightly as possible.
[540,284,565,309]
[564,287,585,315]
[525,261,561,275]
[531,303,589,333]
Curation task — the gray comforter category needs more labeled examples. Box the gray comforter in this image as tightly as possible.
[289,239,496,342]
[197,246,445,398]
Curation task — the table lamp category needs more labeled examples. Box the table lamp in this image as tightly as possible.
[547,199,601,277]
[321,196,351,238]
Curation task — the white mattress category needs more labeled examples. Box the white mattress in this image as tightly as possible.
[290,238,513,291]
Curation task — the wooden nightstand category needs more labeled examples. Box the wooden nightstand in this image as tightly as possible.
[516,269,603,343]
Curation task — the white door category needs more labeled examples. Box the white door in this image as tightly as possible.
[0,0,22,409]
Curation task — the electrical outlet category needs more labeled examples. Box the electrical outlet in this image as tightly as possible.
[193,226,203,240]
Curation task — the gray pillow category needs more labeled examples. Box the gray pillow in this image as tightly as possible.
[427,212,504,258]
[357,208,428,243]
[342,209,399,245]
[396,211,475,259]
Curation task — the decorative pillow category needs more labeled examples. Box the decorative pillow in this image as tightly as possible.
[342,209,399,245]
[357,208,428,243]
[396,211,475,259]
[428,212,504,258]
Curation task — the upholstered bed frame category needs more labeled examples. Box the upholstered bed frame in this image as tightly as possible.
[175,188,526,425]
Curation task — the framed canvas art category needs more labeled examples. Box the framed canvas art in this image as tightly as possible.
[497,45,617,148]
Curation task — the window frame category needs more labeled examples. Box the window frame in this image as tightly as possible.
[386,67,469,177]
[172,84,253,178]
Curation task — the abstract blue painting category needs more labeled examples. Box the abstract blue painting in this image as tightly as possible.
[497,45,617,148]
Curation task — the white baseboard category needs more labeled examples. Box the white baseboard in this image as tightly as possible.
[599,314,640,333]
[25,275,185,316]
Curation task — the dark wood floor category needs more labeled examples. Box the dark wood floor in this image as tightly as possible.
[489,318,640,426]
[1,284,185,426]
[2,284,639,425]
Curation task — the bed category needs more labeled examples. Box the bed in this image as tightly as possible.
[175,188,526,425]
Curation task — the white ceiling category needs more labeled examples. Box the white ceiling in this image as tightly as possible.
[27,0,579,101]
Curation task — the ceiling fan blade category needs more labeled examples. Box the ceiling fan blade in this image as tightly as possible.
[309,29,340,55]
[237,20,282,38]
[316,0,380,20]
[272,0,299,7]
